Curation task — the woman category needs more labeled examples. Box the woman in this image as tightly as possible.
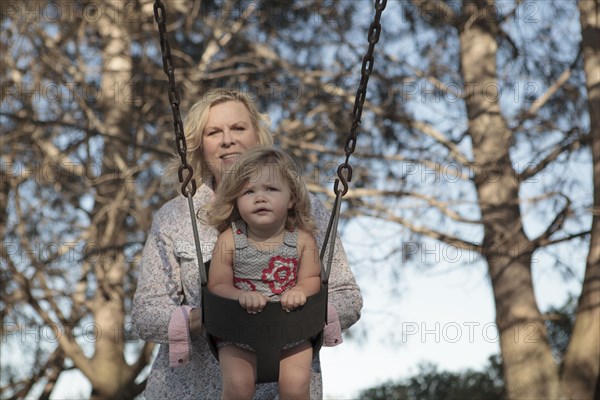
[132,88,362,399]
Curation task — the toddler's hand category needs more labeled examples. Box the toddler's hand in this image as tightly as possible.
[238,291,268,314]
[280,288,307,312]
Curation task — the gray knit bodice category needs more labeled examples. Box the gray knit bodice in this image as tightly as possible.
[232,220,299,301]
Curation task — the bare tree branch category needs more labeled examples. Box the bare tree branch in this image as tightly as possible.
[519,133,588,182]
[349,200,482,253]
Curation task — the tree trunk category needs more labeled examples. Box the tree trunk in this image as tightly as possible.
[560,1,600,398]
[458,1,558,398]
[82,2,136,397]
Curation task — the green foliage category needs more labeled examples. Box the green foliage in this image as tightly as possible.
[358,356,505,400]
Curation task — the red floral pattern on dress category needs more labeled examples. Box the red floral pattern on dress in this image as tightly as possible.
[261,256,298,295]
[234,277,256,291]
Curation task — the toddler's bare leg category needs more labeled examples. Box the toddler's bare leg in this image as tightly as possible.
[218,345,257,400]
[278,342,313,400]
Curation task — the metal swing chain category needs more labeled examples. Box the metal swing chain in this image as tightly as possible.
[153,1,196,197]
[153,0,207,286]
[334,0,387,197]
[321,0,387,281]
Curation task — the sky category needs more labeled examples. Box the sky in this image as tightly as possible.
[318,216,587,399]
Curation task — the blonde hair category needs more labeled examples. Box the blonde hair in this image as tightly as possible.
[166,88,273,189]
[204,147,315,233]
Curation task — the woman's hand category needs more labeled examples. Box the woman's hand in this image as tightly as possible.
[238,291,269,314]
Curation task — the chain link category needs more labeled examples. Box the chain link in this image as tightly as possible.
[153,0,196,197]
[334,0,387,196]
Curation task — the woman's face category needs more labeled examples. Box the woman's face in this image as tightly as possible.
[202,101,259,185]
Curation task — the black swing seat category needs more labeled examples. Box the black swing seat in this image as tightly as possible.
[201,284,327,384]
